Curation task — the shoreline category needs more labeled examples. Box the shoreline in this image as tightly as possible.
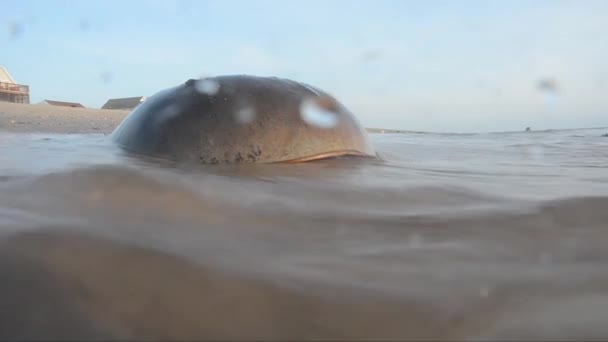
[3,102,604,136]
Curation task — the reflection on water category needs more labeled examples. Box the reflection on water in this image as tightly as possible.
[1,128,608,340]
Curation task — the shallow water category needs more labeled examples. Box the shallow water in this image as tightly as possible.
[1,127,608,340]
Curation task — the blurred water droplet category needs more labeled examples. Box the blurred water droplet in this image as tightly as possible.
[155,104,181,125]
[8,22,24,40]
[100,71,113,83]
[537,78,558,93]
[234,105,256,124]
[79,20,90,31]
[360,49,381,62]
[195,79,220,95]
[163,104,179,116]
[299,97,338,129]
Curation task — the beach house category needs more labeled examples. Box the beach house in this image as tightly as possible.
[0,66,30,104]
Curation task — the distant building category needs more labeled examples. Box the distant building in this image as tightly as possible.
[38,100,85,108]
[0,66,30,104]
[101,96,146,110]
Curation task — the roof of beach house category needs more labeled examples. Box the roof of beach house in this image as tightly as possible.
[101,96,146,110]
[0,66,17,84]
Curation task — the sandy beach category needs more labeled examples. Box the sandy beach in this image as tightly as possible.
[0,102,128,134]
[0,102,414,135]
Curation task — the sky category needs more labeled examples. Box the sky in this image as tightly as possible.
[2,0,608,132]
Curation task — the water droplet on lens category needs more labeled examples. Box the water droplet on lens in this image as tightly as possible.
[161,104,180,118]
[299,97,338,129]
[8,22,24,40]
[195,79,220,95]
[79,20,90,31]
[100,71,113,83]
[537,78,558,93]
[235,105,256,124]
[360,49,381,62]
[153,104,181,125]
